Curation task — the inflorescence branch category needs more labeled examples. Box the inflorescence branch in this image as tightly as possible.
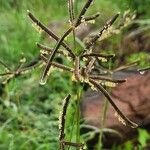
[28,0,139,130]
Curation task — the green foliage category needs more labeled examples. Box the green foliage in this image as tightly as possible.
[109,0,150,18]
[126,52,149,67]
[115,128,150,150]
[127,0,150,18]
[138,128,150,148]
[121,141,134,150]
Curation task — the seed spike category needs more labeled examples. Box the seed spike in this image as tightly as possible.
[89,78,138,128]
[85,12,120,49]
[59,94,71,150]
[89,75,127,83]
[82,53,115,59]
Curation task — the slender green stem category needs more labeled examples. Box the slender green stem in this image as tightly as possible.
[98,99,109,150]
[76,86,82,145]
[74,0,79,16]
[68,1,81,147]
[97,59,112,150]
[68,102,76,150]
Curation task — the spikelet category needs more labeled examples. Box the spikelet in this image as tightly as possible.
[32,23,43,34]
[71,74,77,82]
[115,112,126,126]
[47,66,55,76]
[104,81,117,87]
[87,80,98,91]
[86,19,95,24]
[20,69,30,75]
[20,57,26,63]
[58,112,63,131]
[98,26,113,41]
[83,57,88,62]
[62,51,69,57]
[86,48,93,54]
[80,18,88,27]
[2,74,14,84]
[98,57,107,62]
[81,17,86,23]
[40,50,49,55]
[64,35,69,41]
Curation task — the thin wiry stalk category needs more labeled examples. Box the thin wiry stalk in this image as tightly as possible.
[15,58,26,72]
[37,43,53,52]
[89,78,138,128]
[0,72,13,77]
[19,61,42,74]
[23,56,41,68]
[0,58,41,85]
[84,12,100,22]
[94,60,139,75]
[0,60,12,71]
[49,62,73,72]
[16,62,24,72]
[0,57,42,86]
[59,94,71,150]
[89,75,127,83]
[82,53,115,58]
[91,66,111,75]
[113,60,139,72]
[0,59,41,77]
[27,10,75,58]
[2,76,14,85]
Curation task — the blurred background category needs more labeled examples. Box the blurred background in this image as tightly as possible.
[0,0,149,149]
